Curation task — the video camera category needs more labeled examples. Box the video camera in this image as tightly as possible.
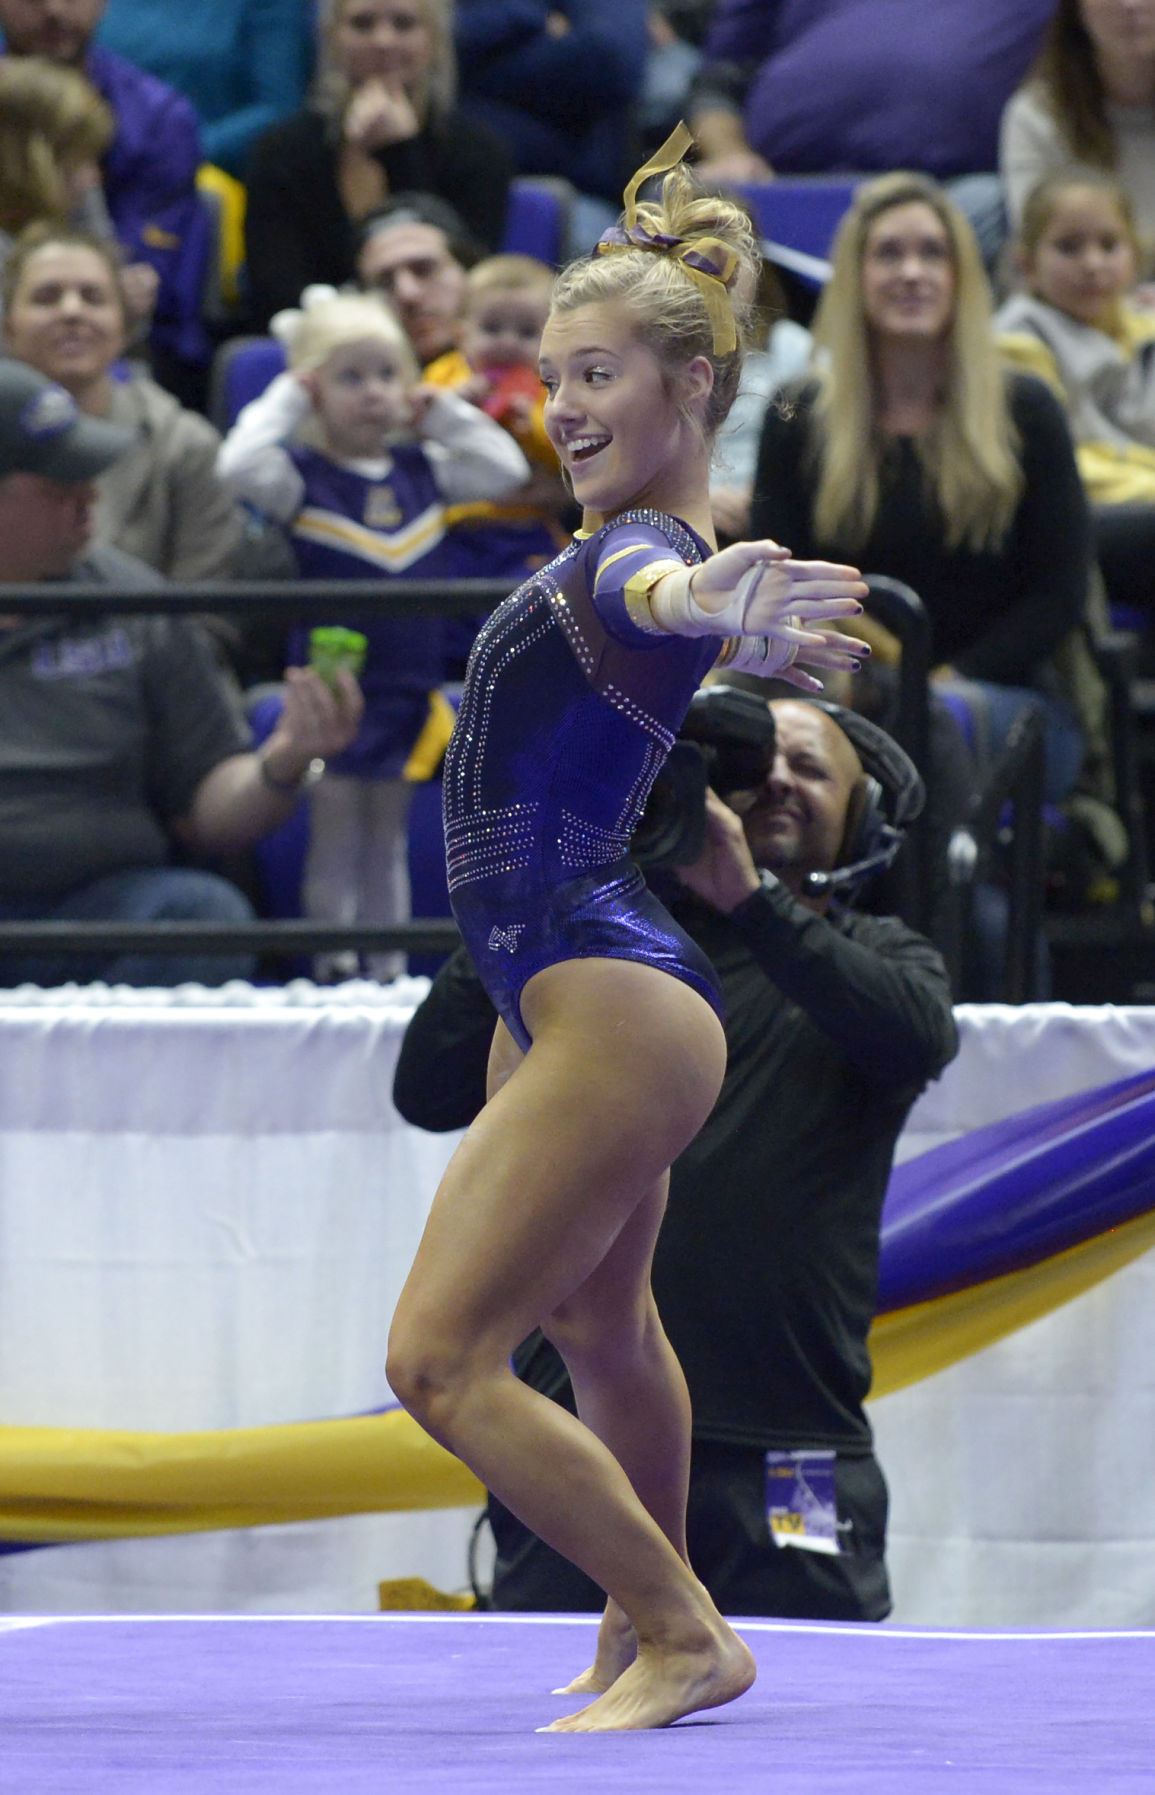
[633,686,925,897]
[633,685,776,870]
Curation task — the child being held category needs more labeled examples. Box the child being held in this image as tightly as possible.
[996,171,1155,620]
[425,253,571,585]
[217,290,529,979]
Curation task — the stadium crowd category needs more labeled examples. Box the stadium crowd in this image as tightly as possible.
[0,0,1149,999]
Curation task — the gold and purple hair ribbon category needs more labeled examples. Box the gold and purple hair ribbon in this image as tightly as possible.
[595,120,741,357]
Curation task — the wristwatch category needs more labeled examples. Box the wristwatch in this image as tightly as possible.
[258,750,326,794]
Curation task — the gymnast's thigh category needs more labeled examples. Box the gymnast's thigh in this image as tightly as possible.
[518,955,726,1171]
[392,959,724,1356]
[486,1014,524,1103]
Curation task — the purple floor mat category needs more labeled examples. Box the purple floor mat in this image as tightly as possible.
[1,1613,1152,1793]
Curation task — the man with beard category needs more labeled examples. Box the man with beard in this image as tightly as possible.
[355,194,478,370]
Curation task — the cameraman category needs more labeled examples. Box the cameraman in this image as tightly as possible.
[392,696,958,1620]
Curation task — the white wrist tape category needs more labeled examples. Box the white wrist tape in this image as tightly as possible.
[661,558,775,637]
[716,631,800,676]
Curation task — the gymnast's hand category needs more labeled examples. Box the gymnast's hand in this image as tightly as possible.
[651,540,870,687]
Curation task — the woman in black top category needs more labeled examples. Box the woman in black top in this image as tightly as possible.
[244,0,512,328]
[752,170,1092,803]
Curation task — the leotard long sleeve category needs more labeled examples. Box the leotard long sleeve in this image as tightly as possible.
[443,508,725,1049]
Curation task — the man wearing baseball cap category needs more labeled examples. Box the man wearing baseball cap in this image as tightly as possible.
[0,360,137,579]
[0,357,133,478]
[0,363,362,987]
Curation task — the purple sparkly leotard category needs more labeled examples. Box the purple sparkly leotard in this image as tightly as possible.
[443,508,724,1052]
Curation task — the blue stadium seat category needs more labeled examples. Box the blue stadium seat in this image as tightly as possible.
[208,335,288,433]
[499,176,575,266]
[732,177,860,288]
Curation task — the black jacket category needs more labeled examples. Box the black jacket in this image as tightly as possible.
[243,105,512,328]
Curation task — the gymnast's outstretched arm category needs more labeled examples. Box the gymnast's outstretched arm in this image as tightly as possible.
[631,537,870,689]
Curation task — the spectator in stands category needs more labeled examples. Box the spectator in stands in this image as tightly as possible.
[244,0,512,330]
[997,170,1155,623]
[217,289,528,979]
[96,0,313,180]
[358,213,563,670]
[422,251,569,582]
[693,0,1056,185]
[0,0,210,393]
[639,1,712,157]
[0,55,113,275]
[690,0,1056,263]
[3,223,244,580]
[752,171,1119,990]
[708,239,812,543]
[453,0,649,206]
[0,357,362,988]
[752,172,1092,815]
[354,192,478,367]
[1002,0,1155,260]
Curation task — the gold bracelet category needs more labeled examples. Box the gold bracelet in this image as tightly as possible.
[621,558,687,635]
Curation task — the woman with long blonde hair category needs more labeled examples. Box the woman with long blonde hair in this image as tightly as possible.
[244,0,512,328]
[751,170,1091,807]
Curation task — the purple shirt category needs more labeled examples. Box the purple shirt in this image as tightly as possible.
[85,44,209,364]
[286,444,450,778]
[703,0,1057,178]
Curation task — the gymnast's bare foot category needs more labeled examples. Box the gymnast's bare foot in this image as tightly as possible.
[542,1617,755,1732]
[555,1599,636,1695]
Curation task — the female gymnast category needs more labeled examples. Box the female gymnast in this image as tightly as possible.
[386,127,870,1733]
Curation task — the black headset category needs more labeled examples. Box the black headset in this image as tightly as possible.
[800,699,925,898]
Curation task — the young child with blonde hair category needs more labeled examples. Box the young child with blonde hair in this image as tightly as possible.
[217,288,528,978]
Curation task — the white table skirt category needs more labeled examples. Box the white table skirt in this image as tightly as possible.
[0,984,1151,1623]
[874,1001,1155,1628]
[0,979,473,1614]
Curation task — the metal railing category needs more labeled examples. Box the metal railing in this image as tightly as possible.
[0,572,953,969]
[0,577,521,966]
[0,576,515,620]
[0,920,462,959]
[947,703,1047,1003]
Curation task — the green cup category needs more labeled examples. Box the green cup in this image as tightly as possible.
[308,626,368,686]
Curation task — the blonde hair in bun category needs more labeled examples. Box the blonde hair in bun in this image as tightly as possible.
[550,126,761,442]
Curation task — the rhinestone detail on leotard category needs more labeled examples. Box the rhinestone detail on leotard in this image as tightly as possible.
[558,809,631,870]
[446,801,538,893]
